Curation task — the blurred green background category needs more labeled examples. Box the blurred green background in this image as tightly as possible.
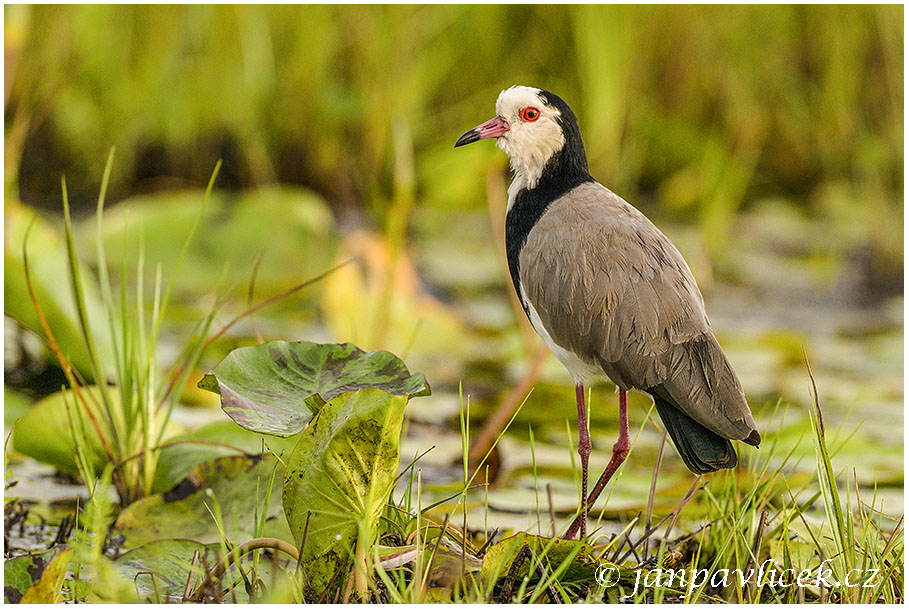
[4,5,904,523]
[6,6,902,265]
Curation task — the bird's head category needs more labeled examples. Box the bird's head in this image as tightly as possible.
[455,85,589,190]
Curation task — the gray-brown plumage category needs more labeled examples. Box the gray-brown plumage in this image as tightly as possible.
[519,181,760,472]
[456,85,759,539]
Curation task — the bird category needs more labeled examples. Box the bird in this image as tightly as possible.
[455,85,760,540]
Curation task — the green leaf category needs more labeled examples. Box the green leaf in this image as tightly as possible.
[116,539,214,603]
[282,388,409,595]
[199,340,429,437]
[3,388,32,427]
[76,186,338,302]
[5,201,116,381]
[4,547,65,603]
[4,547,73,604]
[11,388,110,477]
[151,420,302,494]
[21,548,73,603]
[115,455,291,549]
[480,533,597,585]
[116,538,292,603]
[11,387,178,478]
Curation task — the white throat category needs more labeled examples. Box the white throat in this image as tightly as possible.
[494,85,566,204]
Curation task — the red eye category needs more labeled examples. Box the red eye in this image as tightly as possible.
[519,107,540,122]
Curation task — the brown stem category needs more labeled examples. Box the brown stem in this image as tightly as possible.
[468,344,549,470]
[113,439,253,469]
[188,537,299,602]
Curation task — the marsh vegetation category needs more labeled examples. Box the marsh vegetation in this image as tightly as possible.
[4,5,903,603]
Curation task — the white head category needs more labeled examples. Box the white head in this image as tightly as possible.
[455,85,587,191]
[492,86,566,188]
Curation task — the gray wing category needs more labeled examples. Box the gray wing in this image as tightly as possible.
[519,182,757,442]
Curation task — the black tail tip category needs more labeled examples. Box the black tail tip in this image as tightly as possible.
[744,429,761,447]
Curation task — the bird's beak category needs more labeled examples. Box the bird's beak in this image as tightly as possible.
[454,115,509,147]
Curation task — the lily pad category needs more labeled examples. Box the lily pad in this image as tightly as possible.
[115,538,291,603]
[481,532,597,585]
[12,386,178,478]
[5,201,114,382]
[3,388,32,427]
[116,539,214,603]
[4,546,73,603]
[12,387,112,477]
[152,420,302,494]
[115,538,290,603]
[282,388,409,595]
[114,455,291,548]
[74,186,338,302]
[198,340,429,436]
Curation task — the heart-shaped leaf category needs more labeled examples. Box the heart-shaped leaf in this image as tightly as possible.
[283,388,409,595]
[198,341,429,437]
[12,387,178,477]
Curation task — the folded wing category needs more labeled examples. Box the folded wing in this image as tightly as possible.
[519,182,759,446]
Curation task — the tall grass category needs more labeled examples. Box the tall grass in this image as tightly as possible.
[39,348,903,603]
[593,391,903,603]
[23,151,222,505]
[366,375,903,604]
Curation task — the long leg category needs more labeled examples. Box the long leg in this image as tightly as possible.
[575,383,591,539]
[563,388,630,540]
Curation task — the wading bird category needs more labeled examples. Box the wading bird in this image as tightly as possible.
[455,86,760,539]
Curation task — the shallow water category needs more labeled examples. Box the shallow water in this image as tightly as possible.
[5,192,903,554]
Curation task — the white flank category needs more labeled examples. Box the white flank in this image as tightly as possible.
[520,285,603,384]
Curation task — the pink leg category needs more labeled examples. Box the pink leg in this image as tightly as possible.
[563,388,630,540]
[575,383,591,538]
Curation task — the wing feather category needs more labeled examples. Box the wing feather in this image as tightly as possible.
[518,182,757,442]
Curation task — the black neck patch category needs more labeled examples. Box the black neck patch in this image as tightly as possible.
[505,90,593,317]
